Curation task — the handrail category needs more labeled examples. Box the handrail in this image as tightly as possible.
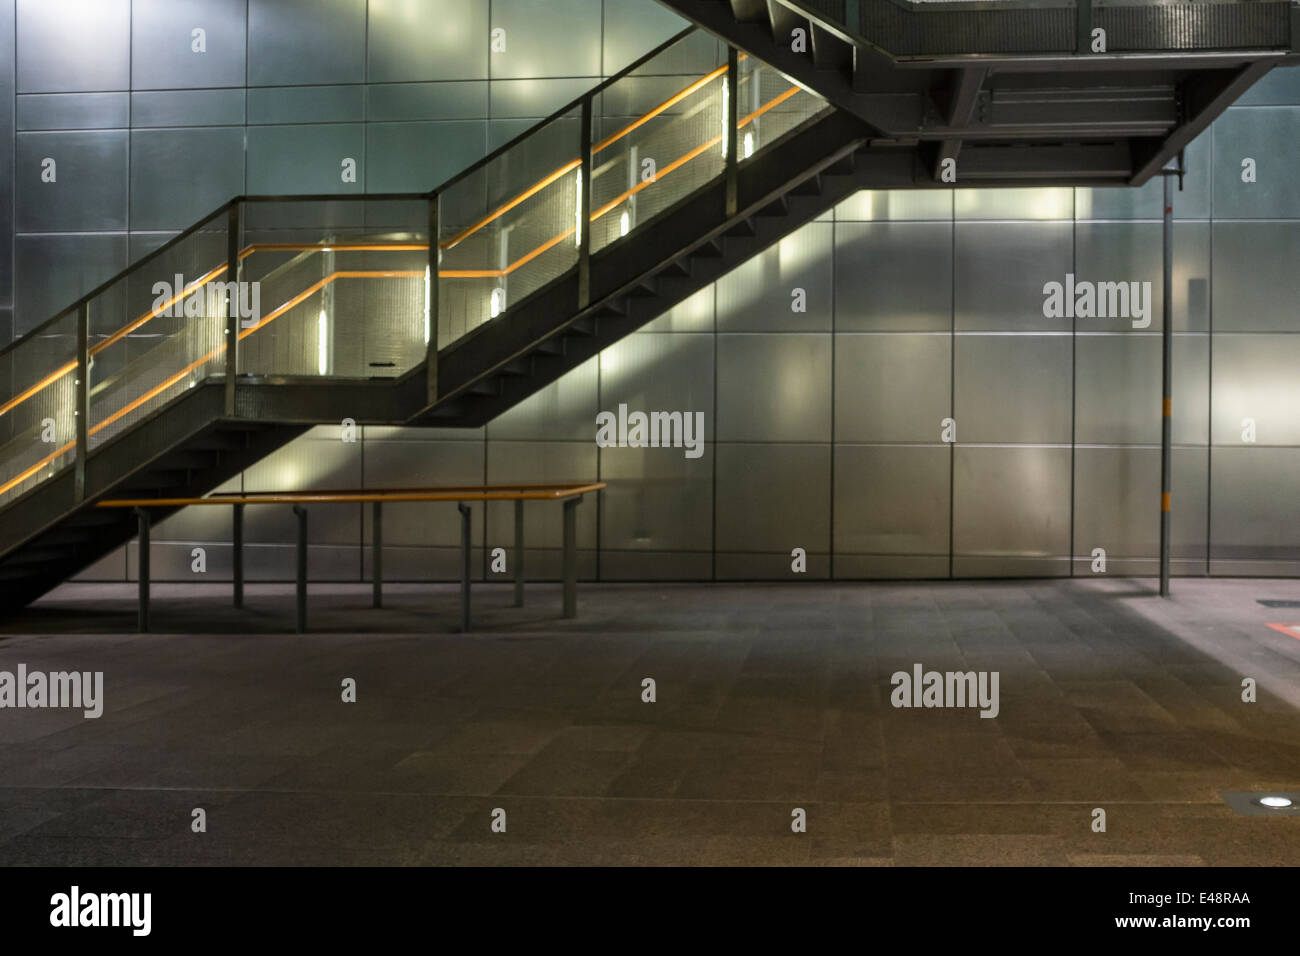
[97,483,607,507]
[1,26,703,360]
[1,58,798,426]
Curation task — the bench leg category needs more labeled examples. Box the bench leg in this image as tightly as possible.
[562,496,579,619]
[372,500,383,609]
[513,498,524,607]
[293,505,308,634]
[232,503,244,609]
[135,507,150,633]
[459,502,472,632]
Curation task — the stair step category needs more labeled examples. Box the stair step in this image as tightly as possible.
[566,317,597,337]
[533,336,566,357]
[729,0,769,23]
[498,358,533,377]
[692,238,725,258]
[466,378,501,397]
[725,217,757,238]
[2,547,75,568]
[791,173,823,196]
[756,196,790,218]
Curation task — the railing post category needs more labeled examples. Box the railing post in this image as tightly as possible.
[458,502,472,632]
[513,498,525,607]
[224,202,240,417]
[294,504,308,633]
[562,495,579,619]
[1076,0,1093,55]
[135,507,150,634]
[232,502,244,609]
[725,46,739,218]
[427,194,440,406]
[74,303,88,502]
[372,500,383,609]
[578,97,593,311]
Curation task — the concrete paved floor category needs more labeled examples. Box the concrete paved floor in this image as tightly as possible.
[1,577,1299,866]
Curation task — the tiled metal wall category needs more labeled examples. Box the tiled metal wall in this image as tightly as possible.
[6,1,1299,582]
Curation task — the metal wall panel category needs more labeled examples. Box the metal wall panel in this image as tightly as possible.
[490,79,596,119]
[833,444,949,556]
[955,187,1073,221]
[484,441,599,549]
[248,0,366,87]
[362,439,485,547]
[1075,131,1211,221]
[0,0,13,328]
[154,475,240,544]
[1072,445,1159,559]
[953,445,1071,563]
[1211,334,1300,446]
[243,436,364,545]
[131,90,246,128]
[247,86,364,125]
[367,82,489,122]
[641,285,713,333]
[715,442,831,558]
[14,233,127,333]
[368,0,491,83]
[1210,447,1300,565]
[602,0,688,73]
[715,333,832,442]
[954,334,1072,443]
[597,332,713,431]
[1235,65,1300,106]
[1074,221,1210,333]
[365,121,487,192]
[1211,221,1300,332]
[489,355,599,442]
[16,0,130,93]
[131,0,247,91]
[1172,446,1209,563]
[1074,334,1160,445]
[1212,106,1300,219]
[835,189,951,222]
[716,223,832,332]
[16,130,129,232]
[16,93,129,130]
[1172,335,1210,446]
[600,443,713,552]
[834,222,952,332]
[490,0,602,80]
[245,124,365,195]
[954,222,1072,332]
[129,127,245,230]
[834,333,950,443]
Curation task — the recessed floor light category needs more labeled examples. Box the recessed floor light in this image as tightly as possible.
[1257,796,1294,809]
[1221,791,1300,816]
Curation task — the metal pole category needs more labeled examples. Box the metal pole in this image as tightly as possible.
[426,194,440,406]
[232,502,244,608]
[372,500,383,609]
[562,496,579,619]
[74,302,88,502]
[725,46,739,218]
[225,202,240,416]
[513,498,525,607]
[1159,172,1174,597]
[135,507,150,633]
[458,502,472,632]
[1077,0,1093,55]
[294,505,308,633]
[578,96,593,311]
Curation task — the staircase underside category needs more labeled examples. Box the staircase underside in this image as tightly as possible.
[658,0,1300,184]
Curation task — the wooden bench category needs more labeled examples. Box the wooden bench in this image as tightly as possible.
[97,483,605,633]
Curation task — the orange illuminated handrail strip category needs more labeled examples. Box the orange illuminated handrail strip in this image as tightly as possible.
[2,72,808,496]
[97,483,607,508]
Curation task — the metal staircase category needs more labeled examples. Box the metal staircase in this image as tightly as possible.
[656,0,1300,183]
[1,12,1294,611]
